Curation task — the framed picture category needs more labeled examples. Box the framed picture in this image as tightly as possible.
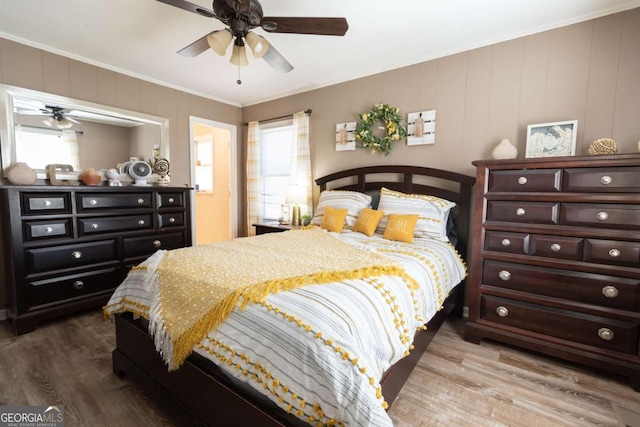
[407,110,436,146]
[335,122,356,151]
[525,120,578,158]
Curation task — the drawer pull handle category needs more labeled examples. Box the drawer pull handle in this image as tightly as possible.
[496,306,509,318]
[71,251,82,259]
[602,286,619,298]
[138,220,145,225]
[608,248,621,258]
[169,217,176,223]
[598,328,614,341]
[45,226,53,233]
[550,243,561,252]
[498,270,511,281]
[501,238,511,247]
[91,223,99,229]
[600,175,612,185]
[515,208,526,216]
[89,199,98,206]
[73,280,84,290]
[517,177,527,185]
[168,197,175,203]
[597,211,609,221]
[153,240,162,248]
[44,200,52,207]
[138,198,145,204]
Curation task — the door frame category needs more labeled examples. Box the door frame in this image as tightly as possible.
[188,116,238,240]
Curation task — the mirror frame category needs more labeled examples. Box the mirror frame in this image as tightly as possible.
[0,83,170,181]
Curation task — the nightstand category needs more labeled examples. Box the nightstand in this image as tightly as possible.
[253,222,293,235]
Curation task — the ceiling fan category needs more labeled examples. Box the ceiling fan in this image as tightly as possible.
[15,104,81,129]
[156,0,348,77]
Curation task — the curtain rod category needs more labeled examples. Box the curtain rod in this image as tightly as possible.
[16,124,84,135]
[243,108,312,127]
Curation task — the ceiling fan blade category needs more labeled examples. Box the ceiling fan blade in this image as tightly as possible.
[261,17,348,36]
[262,43,293,73]
[177,32,215,57]
[65,116,82,124]
[155,0,216,18]
[14,109,45,115]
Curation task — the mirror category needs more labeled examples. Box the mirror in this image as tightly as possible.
[0,84,169,182]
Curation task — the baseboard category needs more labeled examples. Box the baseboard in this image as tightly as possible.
[0,309,7,321]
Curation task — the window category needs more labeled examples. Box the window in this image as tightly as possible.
[260,122,294,220]
[14,126,79,170]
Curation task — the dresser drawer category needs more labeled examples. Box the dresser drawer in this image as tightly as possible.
[21,193,70,215]
[23,219,72,241]
[26,240,117,273]
[483,260,639,311]
[561,203,640,230]
[78,214,153,235]
[28,267,119,307]
[563,167,640,193]
[529,234,583,260]
[158,193,184,208]
[122,232,186,259]
[584,239,640,267]
[484,231,529,255]
[77,193,152,210]
[486,201,558,224]
[159,212,184,228]
[488,169,561,192]
[481,295,639,355]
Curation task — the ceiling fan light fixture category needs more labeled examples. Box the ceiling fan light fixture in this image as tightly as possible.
[43,117,54,128]
[245,31,270,58]
[206,29,233,56]
[229,39,249,66]
[56,118,74,129]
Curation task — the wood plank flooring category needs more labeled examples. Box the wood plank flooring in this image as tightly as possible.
[0,309,638,426]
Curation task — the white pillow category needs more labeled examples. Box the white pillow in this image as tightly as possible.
[311,190,372,229]
[376,187,455,241]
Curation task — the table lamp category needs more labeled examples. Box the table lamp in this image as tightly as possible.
[286,184,306,226]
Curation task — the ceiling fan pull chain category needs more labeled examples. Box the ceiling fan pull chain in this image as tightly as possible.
[237,63,242,85]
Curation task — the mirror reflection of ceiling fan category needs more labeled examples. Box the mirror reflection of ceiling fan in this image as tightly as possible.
[157,0,348,80]
[14,102,82,129]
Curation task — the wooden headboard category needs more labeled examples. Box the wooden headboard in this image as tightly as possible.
[315,165,476,256]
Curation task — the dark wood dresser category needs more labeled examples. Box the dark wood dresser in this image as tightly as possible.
[0,185,192,334]
[465,153,640,391]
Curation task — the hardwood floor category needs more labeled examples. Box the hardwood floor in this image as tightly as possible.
[0,309,638,427]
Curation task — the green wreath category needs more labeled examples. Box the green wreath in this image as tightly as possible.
[355,103,407,155]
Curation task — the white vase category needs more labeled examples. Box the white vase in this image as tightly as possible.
[7,162,37,185]
[492,138,518,159]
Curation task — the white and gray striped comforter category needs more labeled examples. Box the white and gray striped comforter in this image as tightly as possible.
[107,230,466,427]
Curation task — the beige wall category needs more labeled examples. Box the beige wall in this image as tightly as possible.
[0,37,243,187]
[241,8,640,234]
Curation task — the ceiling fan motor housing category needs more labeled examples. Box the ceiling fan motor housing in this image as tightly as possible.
[213,0,263,30]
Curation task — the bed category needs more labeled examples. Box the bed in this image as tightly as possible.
[106,165,475,427]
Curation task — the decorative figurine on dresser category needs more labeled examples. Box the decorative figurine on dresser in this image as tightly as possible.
[0,184,193,334]
[464,153,640,391]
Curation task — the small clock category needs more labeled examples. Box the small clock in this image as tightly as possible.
[129,160,152,186]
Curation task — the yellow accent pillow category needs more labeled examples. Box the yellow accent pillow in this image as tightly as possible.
[383,214,419,243]
[320,206,348,232]
[353,208,384,237]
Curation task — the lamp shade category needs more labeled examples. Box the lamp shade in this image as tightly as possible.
[285,184,306,206]
[245,31,270,58]
[229,43,249,66]
[206,29,232,56]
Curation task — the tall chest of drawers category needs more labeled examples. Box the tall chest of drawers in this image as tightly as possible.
[465,154,640,391]
[0,185,192,334]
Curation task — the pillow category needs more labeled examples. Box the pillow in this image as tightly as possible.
[383,214,419,243]
[311,190,372,229]
[320,206,348,232]
[376,187,456,241]
[352,208,384,237]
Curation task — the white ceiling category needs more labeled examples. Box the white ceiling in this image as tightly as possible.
[1,0,639,107]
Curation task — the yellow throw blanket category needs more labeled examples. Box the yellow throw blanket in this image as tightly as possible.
[138,228,414,370]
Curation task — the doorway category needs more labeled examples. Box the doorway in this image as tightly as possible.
[189,116,237,244]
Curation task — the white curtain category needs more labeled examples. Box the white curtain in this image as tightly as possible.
[61,130,80,171]
[292,111,313,216]
[246,121,262,236]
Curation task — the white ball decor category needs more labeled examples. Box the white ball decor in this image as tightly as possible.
[492,138,518,159]
[7,162,37,185]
